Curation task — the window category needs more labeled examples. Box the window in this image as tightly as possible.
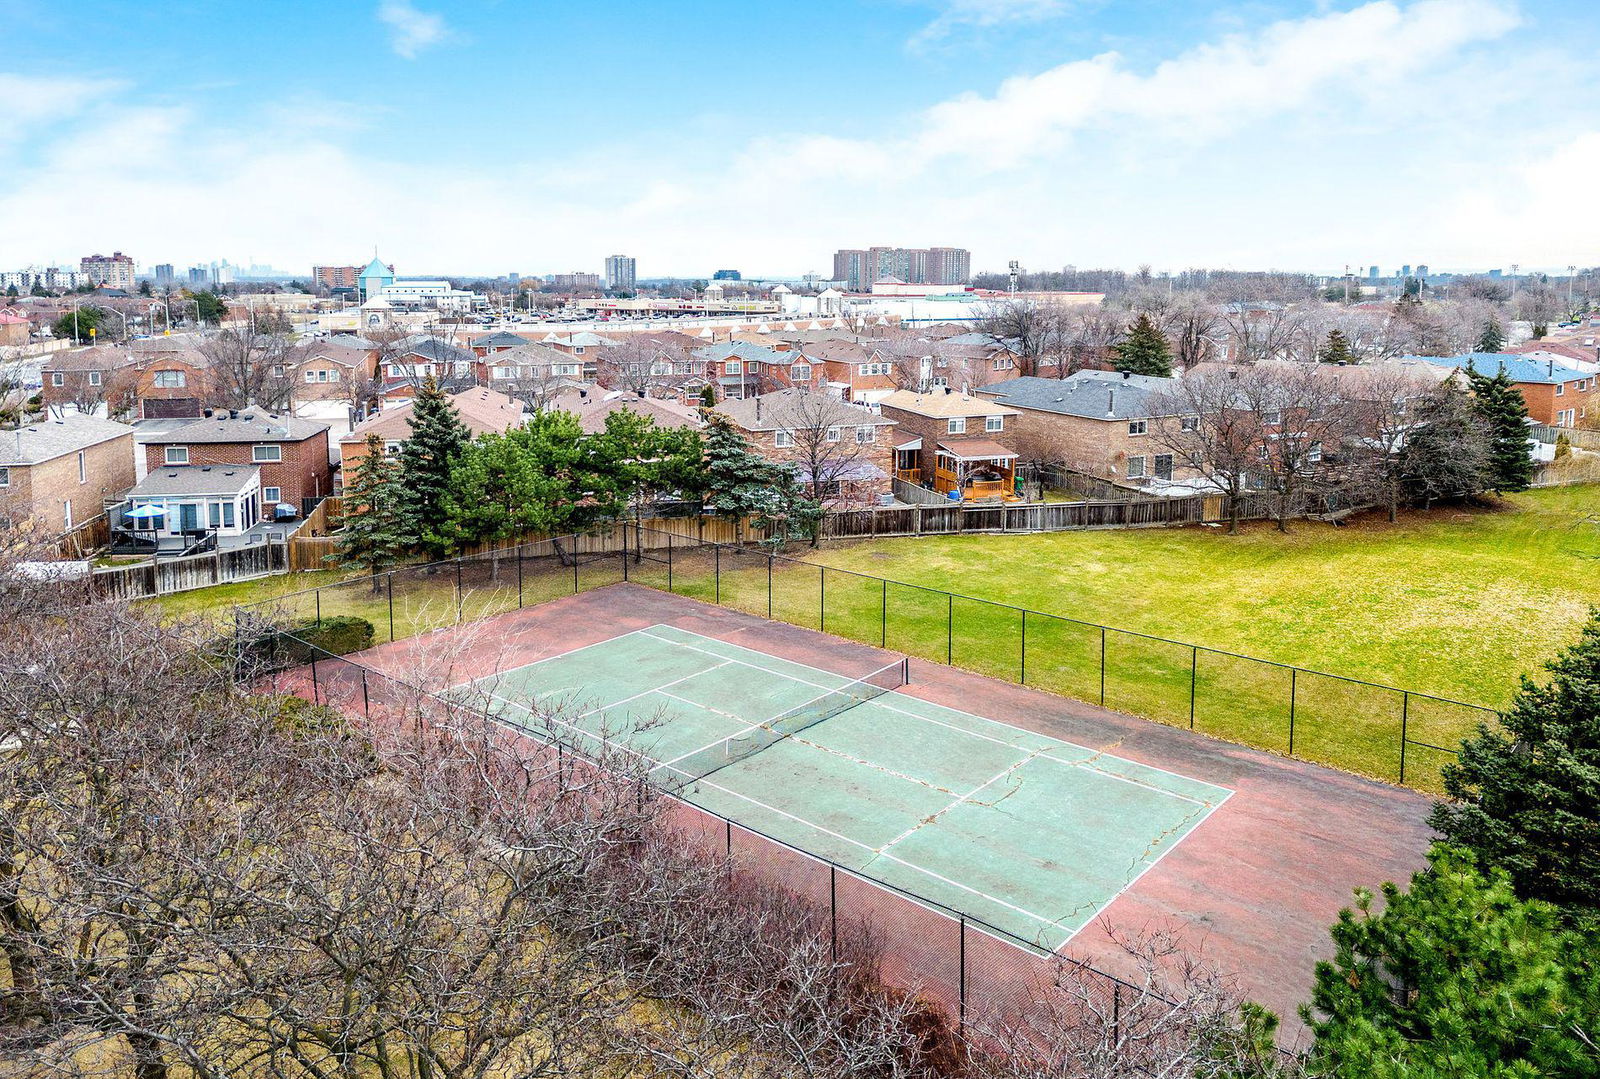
[725,361,742,374]
[492,366,514,379]
[947,418,966,434]
[855,426,875,445]
[153,370,186,388]
[164,446,189,465]
[791,364,811,382]
[992,356,1014,371]
[0,467,8,488]
[826,426,841,443]
[304,370,318,383]
[985,415,1003,433]
[223,502,235,528]
[1263,409,1283,424]
[1154,454,1174,481]
[1126,455,1147,479]
[1127,419,1148,436]
[77,452,86,484]
[88,371,101,386]
[1556,383,1565,396]
[263,487,281,503]
[573,346,585,355]
[553,363,580,377]
[50,372,64,387]
[1307,442,1323,464]
[774,430,793,448]
[252,444,282,463]
[931,376,949,388]
[384,441,402,455]
[1181,415,1200,432]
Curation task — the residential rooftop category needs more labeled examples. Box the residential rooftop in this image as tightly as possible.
[878,387,1020,419]
[978,371,1182,420]
[0,412,134,465]
[150,412,330,444]
[714,388,896,433]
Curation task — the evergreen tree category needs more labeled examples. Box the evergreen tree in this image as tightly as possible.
[1466,365,1534,492]
[330,435,407,592]
[1430,610,1600,918]
[1305,845,1599,1078]
[1316,329,1354,365]
[1111,313,1173,377]
[51,305,103,343]
[189,289,228,324]
[1400,381,1489,507]
[5,284,18,299]
[397,377,472,559]
[700,384,717,407]
[1475,317,1505,353]
[437,417,589,550]
[700,410,814,545]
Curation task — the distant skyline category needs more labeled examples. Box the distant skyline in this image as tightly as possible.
[3,1,1595,277]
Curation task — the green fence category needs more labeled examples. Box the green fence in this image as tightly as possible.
[239,527,1498,792]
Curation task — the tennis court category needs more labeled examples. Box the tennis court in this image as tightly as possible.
[455,622,1231,950]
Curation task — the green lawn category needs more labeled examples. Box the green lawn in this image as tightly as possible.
[149,487,1599,791]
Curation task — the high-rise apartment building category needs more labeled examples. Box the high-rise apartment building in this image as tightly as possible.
[313,265,360,289]
[153,264,176,286]
[831,246,970,290]
[604,255,636,290]
[549,272,601,291]
[80,251,136,291]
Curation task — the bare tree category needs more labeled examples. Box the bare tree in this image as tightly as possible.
[975,298,1057,375]
[769,391,878,507]
[1250,363,1352,531]
[1152,367,1272,534]
[1165,293,1222,370]
[598,335,689,398]
[198,326,304,410]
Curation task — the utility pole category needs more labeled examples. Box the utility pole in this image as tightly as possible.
[1568,265,1577,316]
[1007,260,1019,296]
[1510,263,1520,303]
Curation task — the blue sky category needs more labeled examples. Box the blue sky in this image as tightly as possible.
[3,0,1596,279]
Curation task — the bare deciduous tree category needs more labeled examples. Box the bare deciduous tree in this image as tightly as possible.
[198,326,304,410]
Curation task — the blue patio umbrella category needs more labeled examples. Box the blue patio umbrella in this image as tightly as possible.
[125,505,165,520]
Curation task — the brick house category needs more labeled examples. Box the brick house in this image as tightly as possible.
[976,372,1204,490]
[469,330,531,357]
[291,340,378,406]
[1427,352,1597,428]
[40,346,143,418]
[142,411,333,512]
[877,387,1020,501]
[797,340,902,403]
[713,389,897,507]
[483,343,587,398]
[0,311,30,347]
[546,389,702,435]
[0,413,136,534]
[133,348,211,418]
[338,386,524,484]
[692,341,820,400]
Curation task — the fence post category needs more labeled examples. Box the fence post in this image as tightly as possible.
[1189,647,1198,729]
[455,559,463,623]
[725,818,732,857]
[1020,609,1027,684]
[880,578,887,648]
[666,531,673,592]
[387,573,395,643]
[361,669,370,717]
[315,589,321,628]
[830,865,838,964]
[819,566,825,633]
[1100,627,1107,706]
[767,554,773,619]
[1288,668,1298,756]
[946,592,953,665]
[958,915,967,1034]
[573,543,580,594]
[310,657,320,705]
[1112,982,1121,1052]
[1400,691,1409,784]
[715,543,721,604]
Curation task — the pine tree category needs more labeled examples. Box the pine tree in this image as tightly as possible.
[1304,845,1600,1078]
[700,410,813,544]
[331,435,407,592]
[1475,317,1505,353]
[1465,365,1534,493]
[397,377,472,559]
[1400,381,1489,507]
[700,384,717,407]
[1110,314,1173,377]
[1430,609,1600,917]
[1316,329,1354,365]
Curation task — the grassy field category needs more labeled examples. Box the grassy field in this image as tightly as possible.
[150,487,1598,790]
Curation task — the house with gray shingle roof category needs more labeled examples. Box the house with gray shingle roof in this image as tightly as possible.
[0,412,136,535]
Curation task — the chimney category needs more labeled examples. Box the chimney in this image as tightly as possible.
[228,408,239,419]
[754,397,762,421]
[636,388,646,399]
[1106,389,1115,417]
[1122,370,1130,380]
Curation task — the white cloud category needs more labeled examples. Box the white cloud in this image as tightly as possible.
[911,0,1073,48]
[377,0,449,59]
[0,73,122,147]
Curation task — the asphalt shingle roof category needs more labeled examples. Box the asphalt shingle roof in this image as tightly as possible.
[129,464,260,497]
[979,372,1182,420]
[714,388,896,433]
[0,413,134,465]
[152,413,329,444]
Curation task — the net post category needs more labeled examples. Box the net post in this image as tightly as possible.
[880,578,887,648]
[829,865,838,964]
[1288,668,1298,756]
[517,546,524,608]
[946,592,953,665]
[666,531,673,592]
[1400,690,1409,783]
[387,573,394,642]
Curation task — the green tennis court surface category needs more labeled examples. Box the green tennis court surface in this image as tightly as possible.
[454,623,1231,950]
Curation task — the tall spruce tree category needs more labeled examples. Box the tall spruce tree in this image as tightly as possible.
[331,435,407,592]
[1305,845,1600,1078]
[1111,313,1173,377]
[1475,317,1506,353]
[1430,610,1600,918]
[1465,365,1534,492]
[397,377,471,559]
[1317,329,1354,365]
[700,410,813,545]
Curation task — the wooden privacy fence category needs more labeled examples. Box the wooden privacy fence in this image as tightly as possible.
[818,494,1273,540]
[53,512,111,559]
[93,542,289,601]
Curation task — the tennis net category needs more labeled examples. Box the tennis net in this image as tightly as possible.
[655,657,909,792]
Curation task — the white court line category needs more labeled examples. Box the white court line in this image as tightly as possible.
[638,627,1220,807]
[646,623,1233,799]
